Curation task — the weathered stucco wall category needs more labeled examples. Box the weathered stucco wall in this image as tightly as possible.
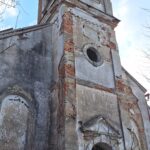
[71,5,124,150]
[72,8,115,89]
[0,95,29,150]
[48,7,65,150]
[55,2,150,149]
[0,25,52,150]
[0,0,149,150]
[70,3,149,150]
[76,84,122,150]
[76,84,119,123]
[115,69,149,150]
[124,70,150,150]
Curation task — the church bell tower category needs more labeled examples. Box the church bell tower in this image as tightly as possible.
[38,0,124,150]
[37,0,148,150]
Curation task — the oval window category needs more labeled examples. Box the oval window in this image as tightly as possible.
[83,44,103,67]
[87,47,100,63]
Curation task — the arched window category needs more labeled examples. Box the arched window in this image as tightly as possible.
[0,95,29,150]
[92,142,112,150]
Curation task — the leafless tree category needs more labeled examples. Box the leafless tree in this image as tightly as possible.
[0,0,17,22]
[138,9,150,86]
[140,9,150,103]
[142,49,150,82]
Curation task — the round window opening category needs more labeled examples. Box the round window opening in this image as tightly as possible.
[83,44,103,67]
[85,47,103,67]
[87,48,99,62]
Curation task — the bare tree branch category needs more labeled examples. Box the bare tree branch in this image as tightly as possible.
[0,0,16,8]
[0,0,18,23]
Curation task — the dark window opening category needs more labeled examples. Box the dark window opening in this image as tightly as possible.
[83,44,103,67]
[87,48,99,62]
[92,145,105,150]
[92,143,112,150]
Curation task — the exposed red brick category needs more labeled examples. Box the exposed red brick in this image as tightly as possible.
[60,10,77,126]
[107,41,116,49]
[127,102,134,108]
[58,65,65,78]
[65,101,76,119]
[116,79,133,95]
[76,79,114,94]
[63,12,73,34]
[64,64,75,77]
[64,39,74,52]
[116,79,125,92]
[122,103,129,111]
[59,67,65,78]
[63,79,76,97]
[135,113,142,120]
[94,84,114,93]
[125,86,133,95]
[139,128,145,133]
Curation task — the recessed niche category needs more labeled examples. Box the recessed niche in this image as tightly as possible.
[0,95,29,149]
[83,44,103,67]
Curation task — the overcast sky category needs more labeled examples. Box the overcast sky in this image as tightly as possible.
[0,0,150,90]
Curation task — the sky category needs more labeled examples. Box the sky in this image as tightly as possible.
[112,0,150,90]
[0,0,150,90]
[0,0,38,29]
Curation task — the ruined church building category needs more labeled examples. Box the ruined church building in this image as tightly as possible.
[0,0,149,150]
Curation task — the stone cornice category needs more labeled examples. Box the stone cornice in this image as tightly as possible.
[38,0,120,28]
